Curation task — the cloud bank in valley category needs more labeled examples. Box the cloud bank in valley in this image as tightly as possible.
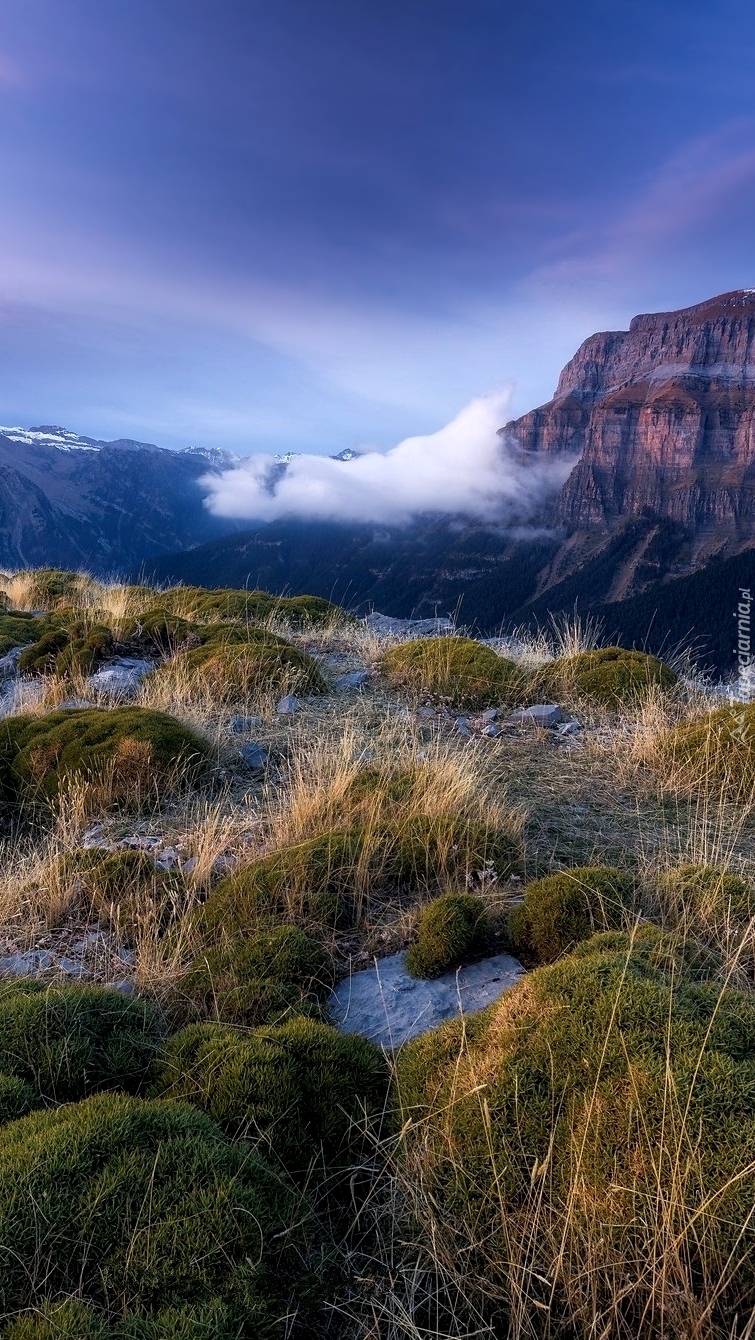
[202,392,576,527]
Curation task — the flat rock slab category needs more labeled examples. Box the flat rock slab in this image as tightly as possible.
[510,704,563,728]
[363,613,455,638]
[329,949,525,1049]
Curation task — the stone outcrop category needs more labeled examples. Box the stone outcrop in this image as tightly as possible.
[503,291,755,583]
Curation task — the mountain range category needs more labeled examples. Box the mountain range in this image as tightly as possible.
[4,289,755,674]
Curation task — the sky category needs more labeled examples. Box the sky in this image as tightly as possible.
[2,0,755,461]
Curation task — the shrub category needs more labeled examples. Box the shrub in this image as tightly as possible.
[396,927,755,1332]
[162,633,328,702]
[0,980,160,1103]
[509,865,635,963]
[659,702,755,794]
[152,1017,388,1169]
[0,1093,304,1333]
[59,848,187,937]
[380,636,525,709]
[538,645,677,705]
[0,707,210,806]
[658,863,755,931]
[407,892,493,978]
[182,921,333,1026]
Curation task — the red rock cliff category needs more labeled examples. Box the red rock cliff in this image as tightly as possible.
[504,290,755,556]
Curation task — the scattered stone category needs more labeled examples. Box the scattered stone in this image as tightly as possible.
[556,719,581,736]
[330,948,525,1049]
[416,706,437,719]
[455,716,473,738]
[481,708,498,723]
[228,714,263,734]
[53,956,91,978]
[72,932,106,954]
[0,950,55,977]
[180,856,198,874]
[335,669,373,691]
[509,704,564,729]
[57,697,97,710]
[276,694,301,714]
[155,846,180,867]
[239,742,268,771]
[112,979,135,995]
[88,657,154,699]
[482,723,502,737]
[115,947,136,966]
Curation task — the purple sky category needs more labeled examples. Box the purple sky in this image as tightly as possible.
[2,0,755,454]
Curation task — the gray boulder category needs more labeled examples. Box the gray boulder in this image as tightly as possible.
[329,948,525,1049]
[509,704,564,729]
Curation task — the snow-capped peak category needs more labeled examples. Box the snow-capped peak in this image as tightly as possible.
[0,424,102,452]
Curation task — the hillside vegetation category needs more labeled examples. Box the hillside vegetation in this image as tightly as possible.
[0,568,752,1337]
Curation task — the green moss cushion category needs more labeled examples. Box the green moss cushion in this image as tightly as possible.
[381,636,525,709]
[406,892,493,978]
[660,703,755,793]
[181,921,333,1026]
[539,646,677,705]
[0,980,160,1103]
[151,1017,389,1167]
[0,1074,38,1127]
[396,927,755,1328]
[160,586,344,627]
[0,706,210,805]
[509,865,635,963]
[165,634,328,701]
[0,1093,304,1334]
[196,817,520,941]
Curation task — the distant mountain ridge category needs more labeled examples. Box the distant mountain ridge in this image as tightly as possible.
[0,425,241,571]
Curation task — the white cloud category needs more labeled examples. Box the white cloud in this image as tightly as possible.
[201,390,577,526]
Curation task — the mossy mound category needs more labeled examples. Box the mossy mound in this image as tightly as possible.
[380,636,525,709]
[0,980,159,1103]
[407,892,493,978]
[397,926,755,1330]
[0,610,55,657]
[181,921,333,1026]
[58,848,187,938]
[660,702,755,793]
[18,621,113,677]
[0,1093,305,1333]
[538,645,677,705]
[509,865,635,963]
[197,816,520,940]
[0,1074,37,1126]
[152,1017,388,1166]
[160,585,344,627]
[163,632,328,702]
[3,1300,238,1338]
[658,863,755,930]
[8,569,83,609]
[0,707,210,806]
[124,607,203,655]
[186,818,517,1024]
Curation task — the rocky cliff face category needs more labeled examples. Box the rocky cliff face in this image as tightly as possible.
[503,290,755,597]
